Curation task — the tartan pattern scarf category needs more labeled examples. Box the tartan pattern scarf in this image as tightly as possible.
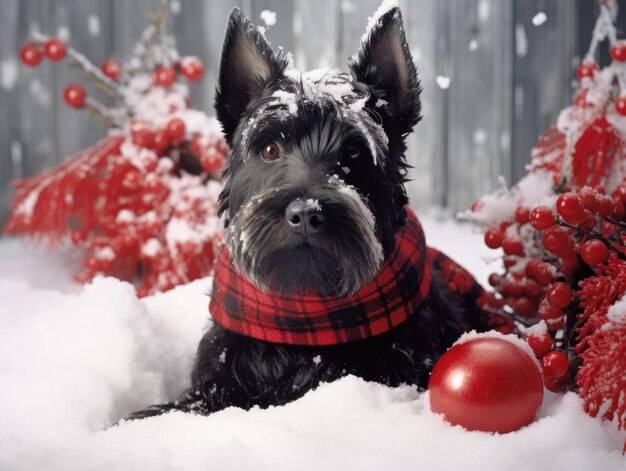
[209,207,478,346]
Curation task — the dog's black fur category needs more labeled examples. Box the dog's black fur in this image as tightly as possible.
[126,6,485,421]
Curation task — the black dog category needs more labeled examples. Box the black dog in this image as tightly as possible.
[126,5,489,421]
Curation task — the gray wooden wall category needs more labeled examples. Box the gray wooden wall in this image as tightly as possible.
[0,0,619,226]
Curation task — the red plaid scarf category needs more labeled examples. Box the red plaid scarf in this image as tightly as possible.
[209,207,480,346]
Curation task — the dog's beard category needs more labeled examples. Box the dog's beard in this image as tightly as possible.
[225,179,383,297]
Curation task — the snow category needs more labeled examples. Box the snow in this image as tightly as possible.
[607,295,626,325]
[259,10,277,27]
[435,75,451,89]
[88,15,101,36]
[532,12,548,26]
[0,59,18,91]
[1,212,625,470]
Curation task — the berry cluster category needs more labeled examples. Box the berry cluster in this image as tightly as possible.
[7,7,227,296]
[21,38,205,110]
[482,185,626,391]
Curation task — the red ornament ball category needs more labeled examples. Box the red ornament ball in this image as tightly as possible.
[63,84,86,108]
[428,337,543,433]
[615,97,626,116]
[180,57,205,81]
[610,42,626,62]
[20,43,42,67]
[101,59,122,81]
[154,66,176,87]
[542,351,569,378]
[44,38,66,61]
[580,239,609,265]
[166,118,186,140]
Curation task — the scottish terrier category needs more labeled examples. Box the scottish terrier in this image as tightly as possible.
[126,4,490,421]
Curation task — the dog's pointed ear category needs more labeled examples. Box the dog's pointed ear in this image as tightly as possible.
[215,8,287,144]
[349,6,421,135]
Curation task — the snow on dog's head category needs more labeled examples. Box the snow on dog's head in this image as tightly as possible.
[214,5,421,297]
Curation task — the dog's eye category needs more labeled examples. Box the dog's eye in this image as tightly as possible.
[261,142,281,161]
[345,145,360,160]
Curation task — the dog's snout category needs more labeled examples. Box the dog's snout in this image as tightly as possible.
[285,198,325,235]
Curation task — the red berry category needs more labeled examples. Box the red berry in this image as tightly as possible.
[541,226,568,253]
[503,257,517,269]
[612,200,625,220]
[501,279,525,298]
[201,149,223,173]
[542,351,569,378]
[556,192,582,217]
[610,42,626,62]
[502,238,524,256]
[166,118,186,140]
[70,228,88,245]
[574,89,587,107]
[515,207,530,224]
[527,333,552,358]
[529,206,555,230]
[132,129,155,148]
[597,197,613,217]
[535,264,555,287]
[580,239,609,265]
[153,130,170,153]
[154,66,176,87]
[470,200,484,212]
[578,187,598,212]
[543,372,568,393]
[546,282,572,309]
[514,297,535,318]
[63,84,86,108]
[576,62,597,80]
[538,299,562,321]
[101,58,122,81]
[525,279,543,298]
[123,168,142,190]
[43,38,66,61]
[525,259,542,278]
[20,43,42,67]
[180,56,204,81]
[488,273,501,287]
[616,97,626,116]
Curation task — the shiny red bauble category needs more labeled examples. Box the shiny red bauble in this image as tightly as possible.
[20,43,42,67]
[63,84,86,108]
[165,118,186,140]
[428,337,543,433]
[154,66,176,87]
[180,57,204,81]
[44,38,66,61]
[101,58,122,81]
[616,97,626,116]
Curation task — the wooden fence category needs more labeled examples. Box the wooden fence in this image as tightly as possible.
[0,0,619,225]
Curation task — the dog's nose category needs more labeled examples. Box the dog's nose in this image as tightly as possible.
[285,198,325,235]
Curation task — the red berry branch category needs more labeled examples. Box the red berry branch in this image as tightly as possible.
[463,1,626,451]
[6,1,228,296]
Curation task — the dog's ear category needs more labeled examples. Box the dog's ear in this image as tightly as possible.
[215,8,287,144]
[349,6,421,135]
